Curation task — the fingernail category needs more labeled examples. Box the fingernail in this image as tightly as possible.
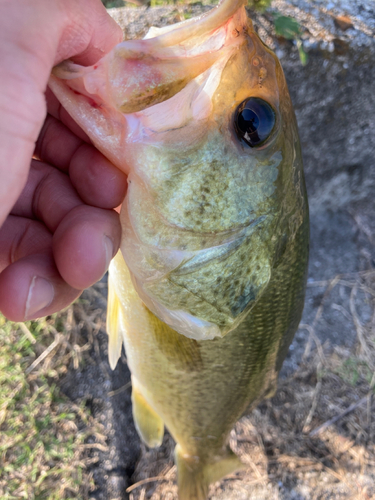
[25,277,54,320]
[103,236,114,270]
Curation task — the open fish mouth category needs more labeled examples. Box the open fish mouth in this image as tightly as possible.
[52,0,249,116]
[49,0,253,172]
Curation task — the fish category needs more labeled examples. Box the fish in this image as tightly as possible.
[49,0,309,498]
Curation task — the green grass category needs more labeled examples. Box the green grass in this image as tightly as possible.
[333,356,375,389]
[0,315,94,500]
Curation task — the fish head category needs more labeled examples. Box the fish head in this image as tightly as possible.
[49,0,306,341]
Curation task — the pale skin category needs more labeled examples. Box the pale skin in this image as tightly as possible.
[0,0,127,321]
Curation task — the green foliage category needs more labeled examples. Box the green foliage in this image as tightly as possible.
[273,14,301,40]
[296,39,308,66]
[272,13,308,66]
[334,357,374,389]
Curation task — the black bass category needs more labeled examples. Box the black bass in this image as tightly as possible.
[49,0,309,497]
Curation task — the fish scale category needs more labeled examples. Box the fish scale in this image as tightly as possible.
[49,0,309,497]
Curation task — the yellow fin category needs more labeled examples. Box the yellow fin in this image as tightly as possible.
[132,380,164,448]
[106,272,123,370]
[175,444,244,500]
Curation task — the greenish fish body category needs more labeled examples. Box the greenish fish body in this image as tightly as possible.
[49,1,309,497]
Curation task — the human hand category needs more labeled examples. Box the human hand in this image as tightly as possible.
[0,0,127,321]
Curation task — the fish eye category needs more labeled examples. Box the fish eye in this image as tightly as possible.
[234,97,276,148]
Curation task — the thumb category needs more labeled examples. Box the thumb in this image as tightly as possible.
[56,0,123,66]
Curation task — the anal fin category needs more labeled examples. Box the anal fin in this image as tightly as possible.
[132,380,164,448]
[175,444,244,500]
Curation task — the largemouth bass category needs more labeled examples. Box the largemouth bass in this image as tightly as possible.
[49,0,309,497]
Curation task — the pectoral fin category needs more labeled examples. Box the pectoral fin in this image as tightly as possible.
[132,380,164,448]
[106,273,124,371]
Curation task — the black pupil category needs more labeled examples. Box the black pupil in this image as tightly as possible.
[235,97,276,147]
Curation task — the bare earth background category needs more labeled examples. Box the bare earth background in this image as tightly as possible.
[1,1,375,499]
